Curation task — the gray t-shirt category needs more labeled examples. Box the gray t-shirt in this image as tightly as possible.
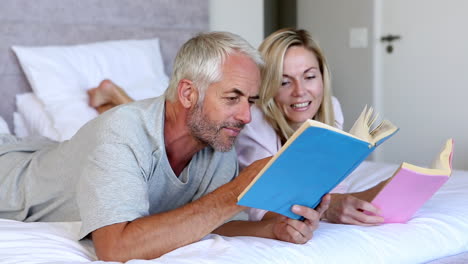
[0,96,239,239]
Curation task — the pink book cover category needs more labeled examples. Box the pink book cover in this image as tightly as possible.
[371,167,449,223]
[369,139,453,223]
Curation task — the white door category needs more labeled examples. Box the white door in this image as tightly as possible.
[376,0,468,170]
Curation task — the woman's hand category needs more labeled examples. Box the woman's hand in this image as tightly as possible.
[323,193,384,226]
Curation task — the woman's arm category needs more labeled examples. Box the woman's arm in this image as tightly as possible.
[323,180,388,225]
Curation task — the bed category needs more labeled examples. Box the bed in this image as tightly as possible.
[1,161,468,263]
[1,1,468,263]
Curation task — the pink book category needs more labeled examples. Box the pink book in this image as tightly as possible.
[369,139,454,223]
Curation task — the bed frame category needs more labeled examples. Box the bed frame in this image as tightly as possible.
[0,0,208,131]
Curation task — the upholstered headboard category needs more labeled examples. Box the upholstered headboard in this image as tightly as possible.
[0,0,208,131]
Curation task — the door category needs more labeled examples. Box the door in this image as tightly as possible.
[376,0,468,170]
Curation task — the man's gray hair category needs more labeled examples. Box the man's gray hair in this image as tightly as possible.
[164,31,264,102]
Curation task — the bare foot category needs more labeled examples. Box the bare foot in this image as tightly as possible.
[95,103,116,114]
[88,80,133,113]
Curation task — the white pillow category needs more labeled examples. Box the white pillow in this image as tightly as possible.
[16,93,60,141]
[12,38,169,140]
[13,112,30,138]
[0,116,10,135]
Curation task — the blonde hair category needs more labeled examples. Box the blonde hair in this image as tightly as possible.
[164,31,264,102]
[258,28,335,143]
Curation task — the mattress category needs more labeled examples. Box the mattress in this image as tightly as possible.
[1,161,467,263]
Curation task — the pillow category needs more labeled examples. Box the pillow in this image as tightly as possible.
[16,93,60,141]
[0,115,10,135]
[13,112,30,138]
[12,38,169,140]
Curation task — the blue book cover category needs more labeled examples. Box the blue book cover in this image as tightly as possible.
[237,107,398,220]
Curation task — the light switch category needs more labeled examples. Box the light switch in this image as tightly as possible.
[349,27,368,48]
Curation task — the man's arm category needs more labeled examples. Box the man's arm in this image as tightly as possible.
[92,158,269,262]
[213,194,330,244]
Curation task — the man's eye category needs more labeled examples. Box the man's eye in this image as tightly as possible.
[226,97,240,103]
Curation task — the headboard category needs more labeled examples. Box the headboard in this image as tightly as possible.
[0,0,208,131]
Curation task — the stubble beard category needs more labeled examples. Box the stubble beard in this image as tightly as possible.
[187,103,244,152]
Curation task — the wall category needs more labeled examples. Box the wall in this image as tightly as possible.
[209,0,264,48]
[376,0,468,170]
[297,0,374,132]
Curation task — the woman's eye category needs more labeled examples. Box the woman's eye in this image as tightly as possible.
[305,75,316,80]
[281,81,290,86]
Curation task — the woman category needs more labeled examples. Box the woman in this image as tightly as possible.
[235,28,384,226]
[236,28,342,170]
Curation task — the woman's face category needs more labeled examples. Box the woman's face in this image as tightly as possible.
[274,46,324,130]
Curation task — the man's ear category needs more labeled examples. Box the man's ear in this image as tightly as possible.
[177,79,198,109]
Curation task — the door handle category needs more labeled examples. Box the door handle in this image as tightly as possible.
[381,34,401,53]
[381,34,401,42]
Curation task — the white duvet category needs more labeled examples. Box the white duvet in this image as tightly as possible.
[1,161,468,264]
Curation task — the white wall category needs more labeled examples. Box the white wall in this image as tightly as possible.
[297,0,375,132]
[209,0,264,48]
[376,0,468,170]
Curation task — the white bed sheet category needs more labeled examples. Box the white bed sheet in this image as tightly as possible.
[1,161,468,264]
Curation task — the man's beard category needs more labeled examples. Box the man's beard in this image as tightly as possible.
[187,103,244,152]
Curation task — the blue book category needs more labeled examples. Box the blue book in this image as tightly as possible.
[237,106,399,220]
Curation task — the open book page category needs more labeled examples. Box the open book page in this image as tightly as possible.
[431,138,453,170]
[402,139,454,176]
[288,119,363,147]
[287,105,398,148]
[349,106,398,146]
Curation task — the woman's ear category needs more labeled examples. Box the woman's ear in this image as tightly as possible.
[177,79,198,109]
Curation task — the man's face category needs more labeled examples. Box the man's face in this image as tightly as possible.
[187,53,261,152]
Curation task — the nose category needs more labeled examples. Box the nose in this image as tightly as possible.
[291,80,306,97]
[235,100,252,124]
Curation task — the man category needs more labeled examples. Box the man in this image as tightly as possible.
[0,32,329,261]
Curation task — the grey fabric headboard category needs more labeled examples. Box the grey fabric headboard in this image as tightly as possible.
[0,0,208,131]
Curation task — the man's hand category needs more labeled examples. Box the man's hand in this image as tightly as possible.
[267,194,331,244]
[214,194,330,244]
[323,193,384,226]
